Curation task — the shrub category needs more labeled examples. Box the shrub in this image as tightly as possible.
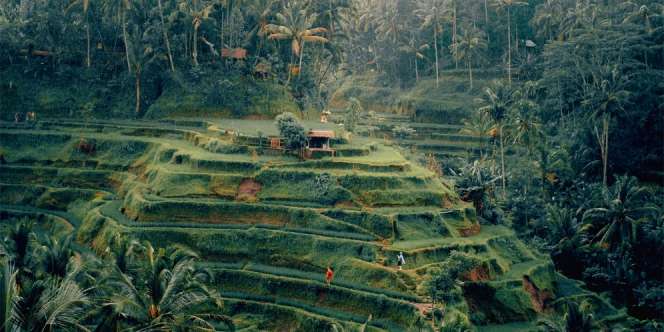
[344,97,363,133]
[392,125,416,139]
[276,112,307,151]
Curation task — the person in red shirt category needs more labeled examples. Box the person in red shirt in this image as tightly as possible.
[325,266,334,286]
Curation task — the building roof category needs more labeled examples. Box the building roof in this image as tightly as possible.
[308,130,335,138]
[222,48,247,59]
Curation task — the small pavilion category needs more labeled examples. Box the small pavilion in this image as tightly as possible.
[305,130,335,158]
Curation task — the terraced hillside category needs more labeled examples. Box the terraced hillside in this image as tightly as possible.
[0,119,624,331]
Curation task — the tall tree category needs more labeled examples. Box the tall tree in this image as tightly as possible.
[157,0,175,72]
[104,243,233,330]
[477,81,515,196]
[492,0,527,84]
[264,1,329,81]
[450,25,487,89]
[66,0,95,68]
[582,67,630,186]
[415,0,449,88]
[582,176,656,251]
[179,0,215,66]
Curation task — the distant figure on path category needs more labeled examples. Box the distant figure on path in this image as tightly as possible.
[397,252,406,270]
[325,266,334,286]
[14,112,21,123]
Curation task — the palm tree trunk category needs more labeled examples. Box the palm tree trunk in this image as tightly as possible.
[453,6,458,70]
[86,20,91,68]
[122,11,131,73]
[434,25,439,88]
[157,0,175,72]
[500,125,506,196]
[135,71,142,116]
[193,22,199,66]
[415,54,419,82]
[468,57,473,89]
[602,115,609,186]
[485,0,490,43]
[507,6,512,84]
[298,40,306,78]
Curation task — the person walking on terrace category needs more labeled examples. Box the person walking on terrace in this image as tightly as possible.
[397,252,406,270]
[325,266,335,286]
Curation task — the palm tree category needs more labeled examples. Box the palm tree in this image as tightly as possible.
[581,66,630,186]
[582,176,656,251]
[460,110,492,157]
[34,234,77,279]
[157,0,175,72]
[477,81,515,196]
[492,0,528,84]
[104,242,233,331]
[124,3,159,116]
[101,0,132,72]
[537,301,594,332]
[454,159,501,218]
[449,0,459,70]
[1,242,91,331]
[530,0,562,41]
[66,0,95,68]
[543,204,579,246]
[264,1,329,82]
[244,0,276,60]
[415,0,450,88]
[510,97,542,158]
[3,220,34,274]
[400,33,428,82]
[450,25,487,89]
[179,0,215,66]
[314,0,351,38]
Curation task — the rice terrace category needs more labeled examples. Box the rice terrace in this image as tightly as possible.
[0,0,662,331]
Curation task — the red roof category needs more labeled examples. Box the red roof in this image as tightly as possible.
[221,48,247,59]
[308,130,335,138]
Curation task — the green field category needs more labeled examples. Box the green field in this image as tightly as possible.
[0,118,626,331]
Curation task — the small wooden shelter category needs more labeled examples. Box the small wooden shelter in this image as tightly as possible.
[305,130,335,158]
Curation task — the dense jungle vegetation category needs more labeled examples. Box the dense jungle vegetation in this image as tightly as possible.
[0,0,663,330]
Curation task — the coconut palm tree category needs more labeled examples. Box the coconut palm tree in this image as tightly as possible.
[453,159,501,218]
[543,204,579,247]
[531,0,562,41]
[581,66,630,186]
[124,3,160,116]
[492,0,528,84]
[449,0,459,70]
[0,260,21,330]
[157,0,175,72]
[104,242,233,331]
[244,0,276,60]
[460,110,492,158]
[510,97,542,158]
[66,0,96,68]
[1,238,91,332]
[450,25,487,89]
[538,301,594,332]
[415,0,450,88]
[399,33,428,82]
[264,1,329,82]
[582,175,656,251]
[3,220,34,274]
[101,0,132,72]
[477,80,515,196]
[178,0,215,66]
[34,234,77,279]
